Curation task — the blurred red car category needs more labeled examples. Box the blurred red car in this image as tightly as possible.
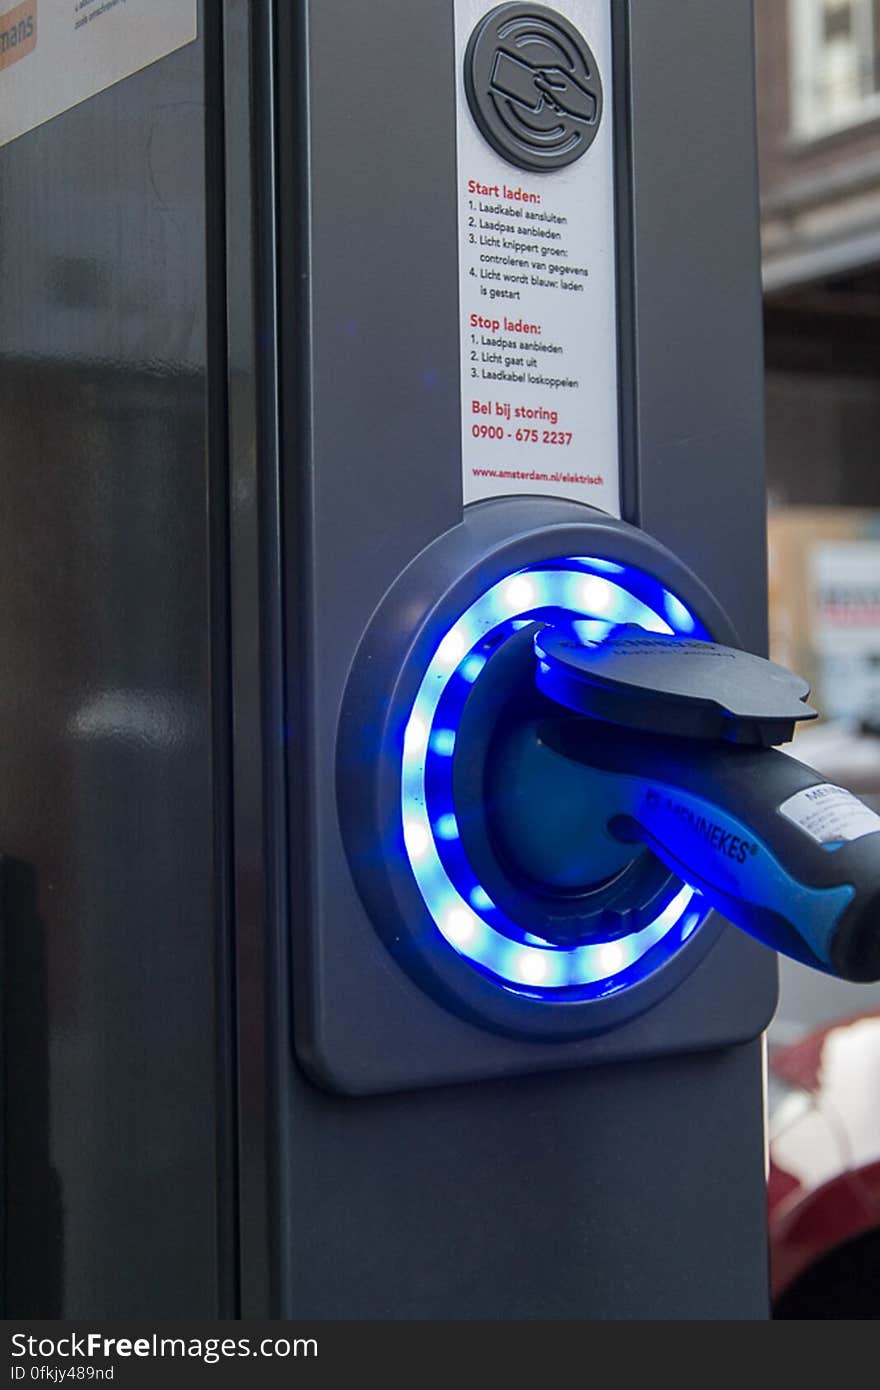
[768,1010,880,1318]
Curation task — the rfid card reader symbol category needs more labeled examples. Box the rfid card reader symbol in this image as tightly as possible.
[465,3,603,172]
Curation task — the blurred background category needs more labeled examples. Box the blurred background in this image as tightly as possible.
[757,0,880,1315]
[757,0,880,1035]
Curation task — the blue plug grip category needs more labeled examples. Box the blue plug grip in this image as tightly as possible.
[541,721,880,982]
[609,775,853,975]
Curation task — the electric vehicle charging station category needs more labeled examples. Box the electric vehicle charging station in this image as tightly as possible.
[279,0,784,1314]
[4,0,880,1322]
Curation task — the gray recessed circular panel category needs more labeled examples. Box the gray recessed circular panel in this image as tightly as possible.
[464,3,603,172]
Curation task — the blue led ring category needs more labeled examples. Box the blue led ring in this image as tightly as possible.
[401,559,710,997]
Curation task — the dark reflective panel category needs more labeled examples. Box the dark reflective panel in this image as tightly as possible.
[0,18,227,1317]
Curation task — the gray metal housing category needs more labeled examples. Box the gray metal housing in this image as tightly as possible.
[0,0,774,1318]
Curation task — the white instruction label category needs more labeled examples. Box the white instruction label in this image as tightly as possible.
[779,784,880,847]
[455,0,619,512]
[0,0,197,150]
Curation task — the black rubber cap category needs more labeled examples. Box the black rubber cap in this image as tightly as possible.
[534,625,817,748]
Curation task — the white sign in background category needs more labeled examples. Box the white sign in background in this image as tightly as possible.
[0,0,197,150]
[455,0,619,513]
[811,540,880,721]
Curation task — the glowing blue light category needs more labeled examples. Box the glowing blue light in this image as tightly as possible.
[557,571,673,632]
[502,574,538,611]
[596,940,634,976]
[434,813,459,841]
[510,947,548,986]
[664,589,696,633]
[572,619,615,645]
[434,627,468,671]
[504,944,570,989]
[578,575,614,613]
[430,729,456,756]
[398,557,708,998]
[470,885,494,911]
[403,819,430,861]
[578,556,625,574]
[680,908,702,941]
[403,716,428,759]
[642,611,675,634]
[460,654,487,683]
[443,906,482,948]
[651,882,696,933]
